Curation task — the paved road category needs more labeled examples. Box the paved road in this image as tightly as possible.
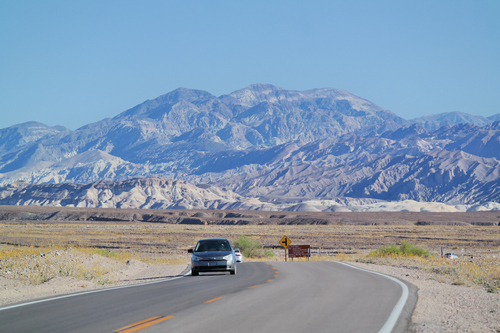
[0,262,416,333]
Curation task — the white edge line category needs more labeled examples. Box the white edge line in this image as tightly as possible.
[334,262,409,333]
[0,272,191,312]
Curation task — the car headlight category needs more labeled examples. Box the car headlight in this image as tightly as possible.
[192,255,203,261]
[223,254,234,262]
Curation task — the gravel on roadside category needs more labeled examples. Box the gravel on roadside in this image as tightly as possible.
[351,262,500,333]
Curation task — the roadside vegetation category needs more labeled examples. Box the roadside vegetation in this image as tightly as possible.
[0,244,182,285]
[368,241,432,258]
[233,236,275,259]
[354,242,499,292]
[1,222,498,293]
[0,245,117,284]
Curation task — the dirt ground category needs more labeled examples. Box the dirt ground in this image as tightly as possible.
[0,251,498,332]
[0,249,189,307]
[1,206,499,332]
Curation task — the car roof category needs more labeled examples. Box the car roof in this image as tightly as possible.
[197,238,230,242]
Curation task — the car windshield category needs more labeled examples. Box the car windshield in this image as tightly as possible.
[195,240,231,252]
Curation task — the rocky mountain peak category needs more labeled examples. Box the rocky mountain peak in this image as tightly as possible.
[1,84,500,210]
[0,122,69,153]
[488,120,500,130]
[115,87,219,121]
[412,112,492,131]
[221,83,300,108]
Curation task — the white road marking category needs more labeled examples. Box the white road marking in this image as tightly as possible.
[335,262,409,333]
[0,273,190,312]
[2,262,411,333]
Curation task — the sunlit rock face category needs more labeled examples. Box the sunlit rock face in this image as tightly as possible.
[1,84,500,210]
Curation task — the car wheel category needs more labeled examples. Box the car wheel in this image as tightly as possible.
[192,270,199,276]
[230,267,236,275]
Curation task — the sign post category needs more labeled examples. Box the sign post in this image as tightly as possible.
[279,236,292,261]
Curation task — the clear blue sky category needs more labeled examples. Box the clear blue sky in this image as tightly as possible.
[1,0,499,130]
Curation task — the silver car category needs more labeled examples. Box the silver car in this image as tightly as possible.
[189,238,236,276]
[234,248,243,262]
[445,252,458,259]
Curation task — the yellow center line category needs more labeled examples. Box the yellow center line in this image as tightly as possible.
[274,274,278,277]
[115,261,279,333]
[267,279,273,282]
[114,316,174,333]
[205,296,224,303]
[115,317,161,331]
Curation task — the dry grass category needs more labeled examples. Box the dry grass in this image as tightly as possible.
[356,254,500,291]
[1,218,499,290]
[0,245,118,284]
[0,242,187,286]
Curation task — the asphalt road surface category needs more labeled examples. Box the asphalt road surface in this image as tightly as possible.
[0,261,416,333]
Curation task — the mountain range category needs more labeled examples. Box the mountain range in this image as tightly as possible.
[1,83,499,211]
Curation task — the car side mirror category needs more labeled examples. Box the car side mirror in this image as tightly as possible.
[188,249,193,254]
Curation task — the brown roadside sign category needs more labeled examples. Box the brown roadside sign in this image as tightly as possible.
[288,245,311,259]
[279,236,292,249]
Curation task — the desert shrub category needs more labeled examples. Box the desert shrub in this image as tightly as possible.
[264,248,275,258]
[233,236,263,258]
[370,241,432,258]
[399,241,432,257]
[92,248,121,259]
